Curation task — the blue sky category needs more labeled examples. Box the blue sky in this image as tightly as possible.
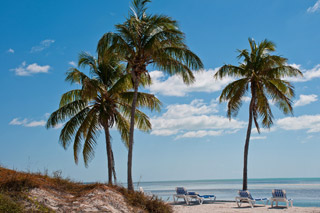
[1,0,320,184]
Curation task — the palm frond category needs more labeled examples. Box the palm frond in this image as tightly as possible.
[82,112,100,167]
[46,100,88,128]
[58,107,91,150]
[59,89,82,108]
[119,92,162,112]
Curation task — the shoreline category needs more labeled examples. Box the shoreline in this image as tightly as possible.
[171,201,320,213]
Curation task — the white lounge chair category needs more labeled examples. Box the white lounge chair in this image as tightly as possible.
[235,190,268,208]
[185,192,204,205]
[173,187,188,204]
[139,187,152,197]
[270,189,293,208]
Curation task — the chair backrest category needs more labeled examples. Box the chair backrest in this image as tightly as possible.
[139,187,144,193]
[238,190,253,200]
[272,189,287,198]
[187,191,198,196]
[176,187,187,195]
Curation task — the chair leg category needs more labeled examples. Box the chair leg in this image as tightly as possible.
[199,198,203,205]
[185,196,189,205]
[291,200,293,207]
[271,200,273,208]
[236,200,241,207]
[249,201,254,208]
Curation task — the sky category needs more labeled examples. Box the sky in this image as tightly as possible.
[1,0,320,184]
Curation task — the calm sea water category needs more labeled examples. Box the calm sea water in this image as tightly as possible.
[135,178,320,207]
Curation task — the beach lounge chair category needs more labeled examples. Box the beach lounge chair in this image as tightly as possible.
[235,190,268,208]
[270,189,293,208]
[185,192,204,205]
[139,187,152,197]
[185,192,216,205]
[173,187,188,204]
[198,194,216,203]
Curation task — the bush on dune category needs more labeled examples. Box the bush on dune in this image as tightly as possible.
[0,167,172,212]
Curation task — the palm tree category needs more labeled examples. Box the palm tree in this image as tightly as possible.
[46,52,161,185]
[97,0,203,191]
[214,38,302,190]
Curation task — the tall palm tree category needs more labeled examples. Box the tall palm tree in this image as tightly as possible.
[214,38,302,190]
[97,0,203,191]
[46,52,161,185]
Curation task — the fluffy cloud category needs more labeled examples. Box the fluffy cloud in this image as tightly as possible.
[176,130,223,139]
[294,94,318,107]
[69,61,77,67]
[31,39,55,53]
[150,99,245,139]
[9,118,46,127]
[147,64,320,97]
[307,0,320,13]
[11,61,50,76]
[147,68,233,96]
[286,64,320,82]
[276,114,320,133]
[251,136,267,140]
[7,48,14,53]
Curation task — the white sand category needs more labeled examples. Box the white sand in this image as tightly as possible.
[171,201,320,213]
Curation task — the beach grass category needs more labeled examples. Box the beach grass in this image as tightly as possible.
[0,166,172,212]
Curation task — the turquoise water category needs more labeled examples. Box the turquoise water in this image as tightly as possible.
[135,178,320,207]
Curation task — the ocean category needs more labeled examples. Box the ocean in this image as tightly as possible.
[135,178,320,207]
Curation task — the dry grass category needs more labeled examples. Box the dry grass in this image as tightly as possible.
[113,185,172,213]
[0,167,103,197]
[0,167,172,212]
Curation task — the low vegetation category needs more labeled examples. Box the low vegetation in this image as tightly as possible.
[0,166,172,212]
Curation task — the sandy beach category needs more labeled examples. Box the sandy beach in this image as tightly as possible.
[171,201,320,213]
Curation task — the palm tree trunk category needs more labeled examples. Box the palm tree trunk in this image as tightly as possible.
[104,126,113,185]
[111,148,117,184]
[128,72,139,191]
[243,96,254,190]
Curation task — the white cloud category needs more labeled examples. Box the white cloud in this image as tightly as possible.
[294,94,318,107]
[241,96,251,102]
[148,68,234,96]
[11,61,50,76]
[276,114,320,133]
[286,64,320,82]
[30,39,55,53]
[307,0,320,13]
[176,130,223,139]
[9,118,46,127]
[251,127,276,134]
[251,136,267,140]
[69,61,77,67]
[9,118,28,126]
[7,48,14,53]
[148,64,320,97]
[25,120,46,127]
[150,99,246,138]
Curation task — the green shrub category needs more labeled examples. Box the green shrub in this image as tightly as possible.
[0,193,23,213]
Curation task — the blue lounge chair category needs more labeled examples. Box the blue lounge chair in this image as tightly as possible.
[235,190,268,208]
[185,192,204,205]
[270,189,293,208]
[173,187,188,204]
[185,192,216,205]
[198,194,216,203]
